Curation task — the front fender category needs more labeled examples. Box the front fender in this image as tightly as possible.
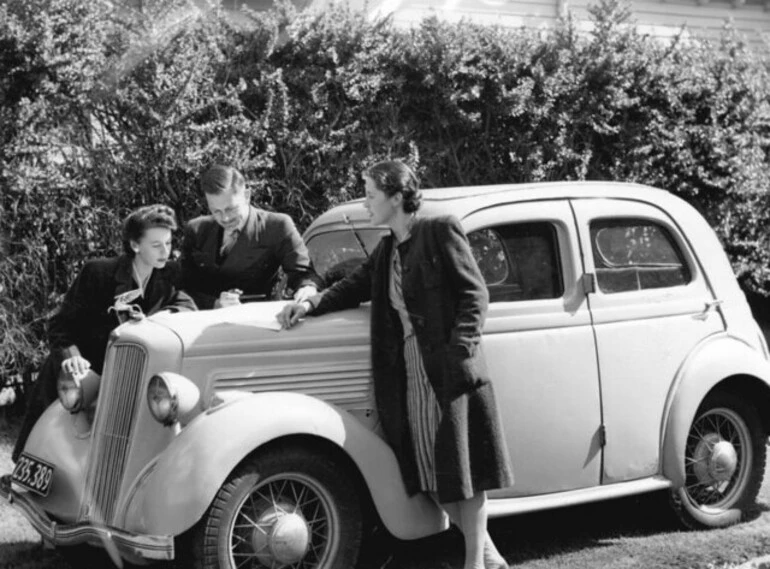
[19,402,92,524]
[122,392,446,540]
[661,334,770,487]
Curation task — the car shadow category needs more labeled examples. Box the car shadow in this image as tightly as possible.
[745,498,770,523]
[357,490,688,569]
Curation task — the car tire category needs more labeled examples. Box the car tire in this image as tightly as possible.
[186,443,363,569]
[669,391,766,529]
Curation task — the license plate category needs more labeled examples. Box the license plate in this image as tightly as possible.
[11,453,54,497]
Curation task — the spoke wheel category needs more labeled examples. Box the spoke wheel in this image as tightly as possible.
[670,391,766,529]
[187,444,363,569]
[229,473,334,568]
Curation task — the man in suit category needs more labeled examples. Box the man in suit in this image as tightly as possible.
[181,165,320,309]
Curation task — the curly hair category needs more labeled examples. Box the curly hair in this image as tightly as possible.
[122,204,178,256]
[363,160,422,213]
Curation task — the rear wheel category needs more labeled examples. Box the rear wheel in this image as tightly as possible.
[670,391,766,529]
[187,444,363,569]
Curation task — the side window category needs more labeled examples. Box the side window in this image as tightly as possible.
[590,219,691,294]
[468,222,563,303]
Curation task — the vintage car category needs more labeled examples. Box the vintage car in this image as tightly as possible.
[3,181,770,569]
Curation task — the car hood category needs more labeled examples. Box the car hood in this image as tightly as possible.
[148,301,371,358]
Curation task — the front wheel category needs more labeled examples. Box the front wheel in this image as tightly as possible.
[670,391,766,529]
[187,444,363,569]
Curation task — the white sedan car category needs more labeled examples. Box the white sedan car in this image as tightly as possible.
[3,181,769,569]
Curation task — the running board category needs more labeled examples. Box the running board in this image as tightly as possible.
[487,476,672,518]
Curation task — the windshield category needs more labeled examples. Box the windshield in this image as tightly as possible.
[307,228,390,286]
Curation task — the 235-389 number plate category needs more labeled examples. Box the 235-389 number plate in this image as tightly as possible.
[12,453,54,497]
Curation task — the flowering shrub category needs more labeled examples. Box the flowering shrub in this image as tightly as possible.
[1,0,769,402]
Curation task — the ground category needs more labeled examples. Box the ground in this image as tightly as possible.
[2,414,770,569]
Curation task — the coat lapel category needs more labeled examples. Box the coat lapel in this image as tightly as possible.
[142,267,164,312]
[373,233,394,303]
[194,217,222,266]
[113,256,137,299]
[220,206,262,269]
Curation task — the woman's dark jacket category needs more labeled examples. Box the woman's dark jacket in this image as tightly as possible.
[313,215,513,503]
[13,256,196,462]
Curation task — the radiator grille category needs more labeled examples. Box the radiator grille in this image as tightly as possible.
[80,344,147,525]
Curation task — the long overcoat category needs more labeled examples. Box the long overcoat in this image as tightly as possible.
[13,256,196,462]
[314,215,513,503]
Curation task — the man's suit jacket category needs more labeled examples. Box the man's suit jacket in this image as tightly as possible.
[181,206,319,309]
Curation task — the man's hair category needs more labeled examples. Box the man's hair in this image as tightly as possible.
[363,160,422,214]
[122,204,177,256]
[201,165,246,196]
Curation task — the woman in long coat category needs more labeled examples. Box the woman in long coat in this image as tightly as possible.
[13,204,196,462]
[279,160,513,569]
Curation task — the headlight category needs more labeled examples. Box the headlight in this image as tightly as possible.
[57,370,100,414]
[147,372,200,426]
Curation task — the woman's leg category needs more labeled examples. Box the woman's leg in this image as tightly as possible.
[447,492,487,569]
[438,493,508,569]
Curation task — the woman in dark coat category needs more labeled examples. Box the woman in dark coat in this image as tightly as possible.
[278,161,513,569]
[13,204,196,462]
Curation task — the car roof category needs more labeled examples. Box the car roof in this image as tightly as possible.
[305,181,673,236]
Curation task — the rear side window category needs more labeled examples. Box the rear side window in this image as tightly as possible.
[590,219,690,294]
[468,222,563,303]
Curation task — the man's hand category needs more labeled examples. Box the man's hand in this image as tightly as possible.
[62,355,91,378]
[215,289,242,308]
[277,302,309,329]
[293,285,318,303]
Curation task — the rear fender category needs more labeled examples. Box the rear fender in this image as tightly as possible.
[661,334,770,487]
[121,392,446,539]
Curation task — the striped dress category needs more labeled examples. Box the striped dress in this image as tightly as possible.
[389,245,443,493]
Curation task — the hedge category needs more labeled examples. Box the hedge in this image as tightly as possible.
[1,0,769,396]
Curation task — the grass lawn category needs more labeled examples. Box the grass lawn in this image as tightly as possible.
[2,413,770,569]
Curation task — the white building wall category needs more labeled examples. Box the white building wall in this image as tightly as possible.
[566,0,770,43]
[349,0,770,45]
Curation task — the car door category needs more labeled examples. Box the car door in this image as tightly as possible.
[463,200,603,497]
[570,198,725,484]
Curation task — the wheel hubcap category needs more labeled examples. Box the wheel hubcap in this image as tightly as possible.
[252,505,310,565]
[692,434,738,485]
[684,406,751,509]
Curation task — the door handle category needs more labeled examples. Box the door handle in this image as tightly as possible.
[694,299,723,320]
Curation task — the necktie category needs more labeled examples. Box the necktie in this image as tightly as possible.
[220,228,239,257]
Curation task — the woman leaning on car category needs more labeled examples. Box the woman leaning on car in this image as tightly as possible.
[12,204,197,462]
[278,160,514,569]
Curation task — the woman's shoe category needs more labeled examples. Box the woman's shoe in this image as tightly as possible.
[483,538,509,569]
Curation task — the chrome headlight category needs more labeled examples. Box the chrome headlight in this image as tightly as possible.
[147,372,200,426]
[57,370,100,414]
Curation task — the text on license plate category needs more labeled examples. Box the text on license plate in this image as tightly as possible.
[12,453,54,497]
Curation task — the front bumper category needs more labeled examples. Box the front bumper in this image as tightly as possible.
[0,475,174,561]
